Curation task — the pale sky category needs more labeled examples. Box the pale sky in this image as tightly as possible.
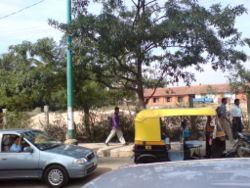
[0,0,249,86]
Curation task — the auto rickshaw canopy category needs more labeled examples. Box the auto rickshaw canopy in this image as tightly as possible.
[135,108,216,142]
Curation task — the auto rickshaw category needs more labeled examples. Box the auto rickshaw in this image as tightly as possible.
[134,107,217,163]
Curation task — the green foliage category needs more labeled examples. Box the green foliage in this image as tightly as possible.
[120,114,134,142]
[229,64,250,94]
[229,63,250,129]
[206,85,218,95]
[56,0,249,109]
[0,38,67,111]
[75,81,107,110]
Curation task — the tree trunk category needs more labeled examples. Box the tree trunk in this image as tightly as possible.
[136,57,146,112]
[247,94,250,129]
[44,105,49,129]
[83,107,92,141]
[189,95,194,108]
[188,95,196,137]
[2,108,7,129]
[136,89,146,112]
[125,101,133,119]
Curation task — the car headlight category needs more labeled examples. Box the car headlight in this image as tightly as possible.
[73,158,88,164]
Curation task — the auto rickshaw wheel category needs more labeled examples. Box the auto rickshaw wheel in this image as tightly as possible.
[135,154,158,163]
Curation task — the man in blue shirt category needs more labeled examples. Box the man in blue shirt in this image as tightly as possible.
[10,135,24,152]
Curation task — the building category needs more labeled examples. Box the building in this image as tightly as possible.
[144,83,246,106]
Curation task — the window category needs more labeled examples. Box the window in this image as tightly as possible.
[153,98,159,103]
[166,97,172,103]
[2,134,17,152]
[178,97,184,102]
[2,134,30,152]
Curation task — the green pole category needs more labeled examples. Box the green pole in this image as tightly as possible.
[67,0,74,138]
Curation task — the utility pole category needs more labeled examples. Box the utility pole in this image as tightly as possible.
[66,0,75,138]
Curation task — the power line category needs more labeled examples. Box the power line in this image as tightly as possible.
[0,0,46,20]
[199,0,243,4]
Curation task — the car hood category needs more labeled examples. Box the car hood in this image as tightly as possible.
[46,144,92,158]
[83,158,250,188]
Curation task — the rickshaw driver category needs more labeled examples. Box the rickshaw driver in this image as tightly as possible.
[181,119,190,142]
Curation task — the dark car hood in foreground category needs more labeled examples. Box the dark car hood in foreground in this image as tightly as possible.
[46,144,92,158]
[83,158,250,188]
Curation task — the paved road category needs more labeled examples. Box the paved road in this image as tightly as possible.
[0,157,134,188]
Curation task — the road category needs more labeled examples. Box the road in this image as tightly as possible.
[0,157,134,188]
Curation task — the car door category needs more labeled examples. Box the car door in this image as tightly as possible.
[0,134,40,179]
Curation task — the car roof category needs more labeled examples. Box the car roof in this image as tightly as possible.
[83,158,250,188]
[0,128,35,134]
[134,107,217,141]
[135,107,216,122]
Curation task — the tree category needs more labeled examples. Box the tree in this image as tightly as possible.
[0,38,66,110]
[73,50,135,139]
[229,63,250,128]
[54,0,249,110]
[206,85,218,103]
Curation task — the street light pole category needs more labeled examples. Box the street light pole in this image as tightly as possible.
[66,0,75,138]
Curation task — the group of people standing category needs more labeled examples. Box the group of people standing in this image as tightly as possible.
[205,97,244,158]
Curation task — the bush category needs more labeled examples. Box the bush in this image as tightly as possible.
[242,112,249,130]
[75,112,134,143]
[121,115,134,142]
[44,125,66,142]
[0,111,30,129]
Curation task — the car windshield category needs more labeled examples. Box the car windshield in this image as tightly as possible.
[23,130,62,150]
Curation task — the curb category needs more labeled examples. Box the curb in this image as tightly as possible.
[79,143,133,158]
[79,141,234,158]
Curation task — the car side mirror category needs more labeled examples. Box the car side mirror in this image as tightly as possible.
[23,146,33,153]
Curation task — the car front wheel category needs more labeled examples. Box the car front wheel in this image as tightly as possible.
[43,165,69,188]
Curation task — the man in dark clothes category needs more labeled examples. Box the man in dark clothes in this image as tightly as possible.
[231,99,243,139]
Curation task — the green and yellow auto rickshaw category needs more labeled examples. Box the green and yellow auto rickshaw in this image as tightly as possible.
[133,108,217,163]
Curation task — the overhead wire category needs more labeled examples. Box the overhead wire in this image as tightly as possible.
[199,0,245,4]
[0,0,46,20]
[0,0,62,37]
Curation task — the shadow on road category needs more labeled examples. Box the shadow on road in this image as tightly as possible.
[69,167,113,187]
[0,179,46,188]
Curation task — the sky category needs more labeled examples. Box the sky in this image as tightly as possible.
[0,0,250,86]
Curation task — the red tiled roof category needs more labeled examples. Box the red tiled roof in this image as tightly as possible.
[144,83,231,97]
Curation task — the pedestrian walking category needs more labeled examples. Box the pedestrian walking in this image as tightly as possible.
[105,107,127,146]
[231,99,243,139]
[216,98,234,143]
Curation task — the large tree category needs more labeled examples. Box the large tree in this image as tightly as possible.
[229,63,250,128]
[0,38,66,110]
[55,0,249,109]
